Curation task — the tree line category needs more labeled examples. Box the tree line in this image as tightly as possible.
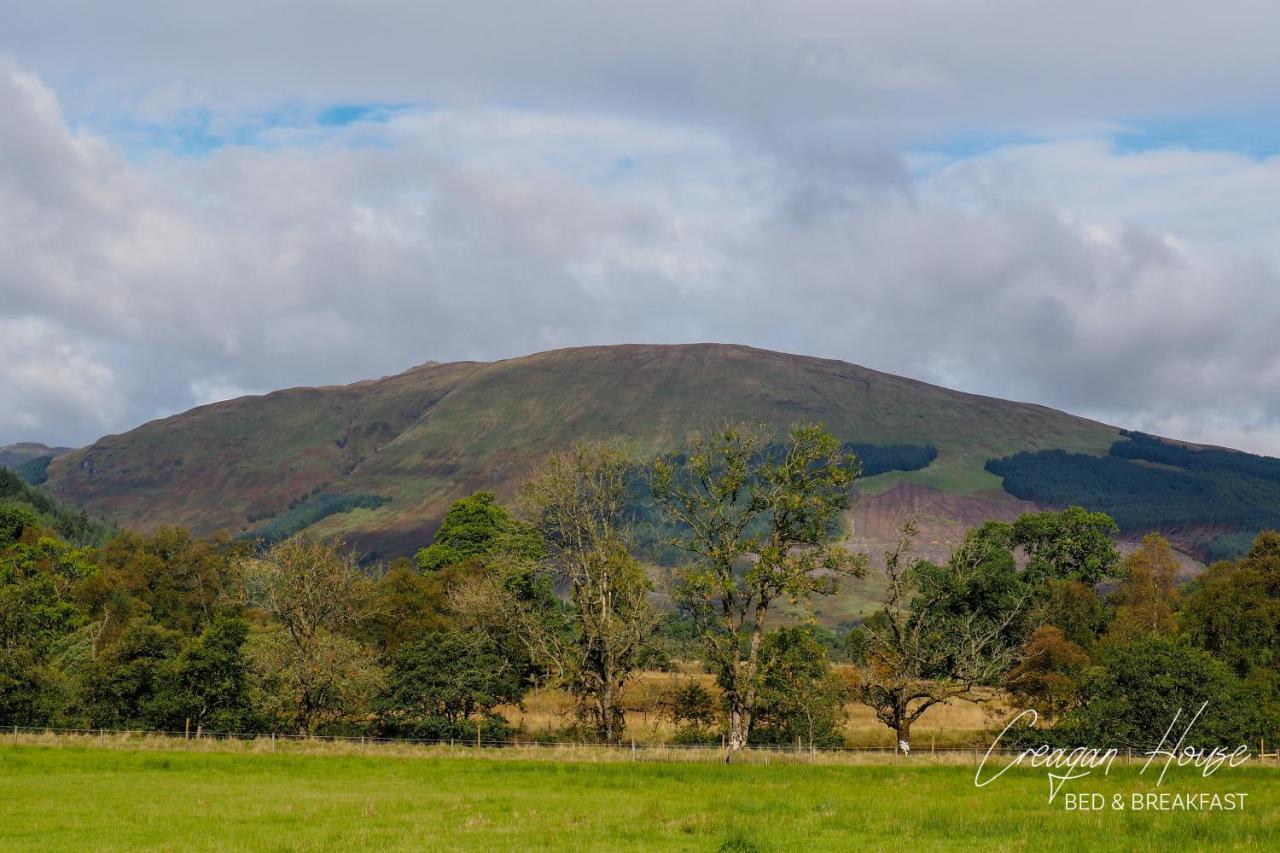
[2,422,1277,759]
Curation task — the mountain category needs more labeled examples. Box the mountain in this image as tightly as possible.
[1,442,75,487]
[40,344,1276,562]
[0,442,73,477]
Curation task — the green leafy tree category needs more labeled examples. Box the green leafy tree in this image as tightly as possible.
[380,630,526,734]
[1,571,85,656]
[1013,506,1119,584]
[415,492,541,572]
[0,647,62,726]
[910,521,1027,652]
[85,527,245,634]
[751,627,847,748]
[77,619,182,728]
[360,560,457,654]
[1182,531,1280,678]
[850,520,1028,751]
[147,617,255,733]
[240,538,382,733]
[454,443,657,744]
[651,422,864,759]
[1106,533,1180,643]
[0,502,40,545]
[665,681,719,743]
[1057,635,1272,748]
[3,536,122,664]
[1033,579,1105,651]
[1,528,98,726]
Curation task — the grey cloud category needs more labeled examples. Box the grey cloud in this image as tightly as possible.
[0,54,1278,456]
[5,1,1280,139]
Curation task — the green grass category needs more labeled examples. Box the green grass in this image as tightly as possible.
[857,458,1005,497]
[1,744,1276,851]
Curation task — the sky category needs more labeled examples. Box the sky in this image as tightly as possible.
[1,1,1279,453]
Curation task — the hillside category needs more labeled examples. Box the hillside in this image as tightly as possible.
[0,442,73,484]
[1,442,71,468]
[43,344,1127,560]
[0,466,112,546]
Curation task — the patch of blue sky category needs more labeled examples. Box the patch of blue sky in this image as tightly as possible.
[902,129,1043,180]
[316,102,407,127]
[906,113,1279,179]
[75,100,413,160]
[911,130,1045,163]
[1108,115,1280,158]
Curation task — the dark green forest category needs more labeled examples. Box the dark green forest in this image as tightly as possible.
[843,442,938,477]
[241,493,390,544]
[986,432,1280,558]
[11,454,55,486]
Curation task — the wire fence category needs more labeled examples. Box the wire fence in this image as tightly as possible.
[7,725,1279,767]
[3,723,947,753]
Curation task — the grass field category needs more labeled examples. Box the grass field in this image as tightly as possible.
[1,741,1275,851]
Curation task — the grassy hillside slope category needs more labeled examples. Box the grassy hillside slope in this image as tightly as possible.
[45,344,1120,558]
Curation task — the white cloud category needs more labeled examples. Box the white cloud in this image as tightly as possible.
[922,140,1280,262]
[0,317,124,440]
[0,53,1277,457]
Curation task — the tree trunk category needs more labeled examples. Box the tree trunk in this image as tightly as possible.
[896,719,912,756]
[603,699,625,745]
[599,687,613,744]
[725,706,750,763]
[724,616,765,764]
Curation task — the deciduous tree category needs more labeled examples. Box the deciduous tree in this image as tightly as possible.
[1106,533,1180,643]
[379,629,526,732]
[240,538,381,733]
[454,444,657,744]
[1033,578,1105,651]
[414,492,541,572]
[751,627,847,748]
[1013,506,1119,585]
[850,519,1028,752]
[1183,532,1280,678]
[1004,625,1089,720]
[147,616,255,734]
[651,422,864,759]
[1058,635,1270,748]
